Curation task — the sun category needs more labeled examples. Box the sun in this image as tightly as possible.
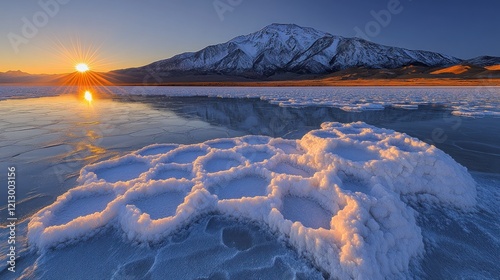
[76,63,90,73]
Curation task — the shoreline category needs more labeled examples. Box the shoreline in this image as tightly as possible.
[117,78,500,87]
[2,78,500,87]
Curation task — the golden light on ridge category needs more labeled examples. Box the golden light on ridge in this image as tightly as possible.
[76,63,90,73]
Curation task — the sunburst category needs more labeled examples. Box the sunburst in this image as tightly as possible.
[39,37,129,102]
[76,63,90,73]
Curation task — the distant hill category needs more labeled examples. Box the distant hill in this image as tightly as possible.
[0,71,65,85]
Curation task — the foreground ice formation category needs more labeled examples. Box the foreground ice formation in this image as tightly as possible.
[28,122,476,279]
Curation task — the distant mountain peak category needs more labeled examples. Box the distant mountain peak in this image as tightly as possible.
[116,23,463,79]
[268,22,299,28]
[258,23,321,33]
[463,56,500,67]
[2,70,30,76]
[248,23,331,40]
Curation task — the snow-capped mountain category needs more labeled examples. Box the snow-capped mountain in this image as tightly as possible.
[463,56,500,67]
[116,23,461,78]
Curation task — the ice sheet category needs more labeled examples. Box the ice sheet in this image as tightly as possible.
[2,86,500,117]
[114,86,500,117]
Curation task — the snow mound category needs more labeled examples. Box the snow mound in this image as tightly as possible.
[28,122,476,279]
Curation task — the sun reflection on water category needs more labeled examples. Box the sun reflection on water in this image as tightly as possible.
[84,90,93,103]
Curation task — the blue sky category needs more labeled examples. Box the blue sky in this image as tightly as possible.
[1,0,499,73]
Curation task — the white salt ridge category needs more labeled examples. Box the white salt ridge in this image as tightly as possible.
[28,122,477,279]
[340,103,385,112]
[113,86,499,117]
[451,106,500,117]
[392,104,419,110]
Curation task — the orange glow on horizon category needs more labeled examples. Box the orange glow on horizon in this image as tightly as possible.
[4,38,131,96]
[51,39,120,95]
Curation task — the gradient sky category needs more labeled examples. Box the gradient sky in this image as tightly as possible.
[1,0,499,74]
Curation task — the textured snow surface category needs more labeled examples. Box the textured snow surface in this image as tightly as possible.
[28,122,477,279]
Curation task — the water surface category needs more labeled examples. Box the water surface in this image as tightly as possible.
[0,87,499,279]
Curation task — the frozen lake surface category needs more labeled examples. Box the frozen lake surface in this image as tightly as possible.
[0,86,499,279]
[1,85,499,117]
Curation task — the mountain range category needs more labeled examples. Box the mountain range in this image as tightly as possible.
[2,24,500,85]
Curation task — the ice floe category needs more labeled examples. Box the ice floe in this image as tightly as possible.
[28,122,477,279]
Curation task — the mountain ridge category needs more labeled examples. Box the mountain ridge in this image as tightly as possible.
[114,23,464,80]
